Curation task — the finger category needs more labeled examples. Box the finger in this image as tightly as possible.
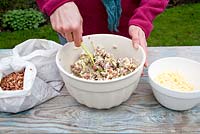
[130,29,140,49]
[64,32,73,42]
[140,43,148,67]
[144,59,148,67]
[50,14,65,35]
[73,26,83,47]
[73,31,82,47]
[139,31,148,67]
[141,67,145,76]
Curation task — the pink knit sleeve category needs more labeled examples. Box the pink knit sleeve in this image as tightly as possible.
[129,0,169,38]
[36,0,74,16]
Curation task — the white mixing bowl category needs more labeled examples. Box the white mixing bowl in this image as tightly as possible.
[56,34,146,109]
[148,57,200,111]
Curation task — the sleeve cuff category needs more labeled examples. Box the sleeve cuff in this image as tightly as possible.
[129,19,153,38]
[43,0,74,16]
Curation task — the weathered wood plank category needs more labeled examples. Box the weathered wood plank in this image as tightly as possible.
[0,46,200,133]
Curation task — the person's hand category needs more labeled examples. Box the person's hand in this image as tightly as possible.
[50,2,83,47]
[129,25,148,67]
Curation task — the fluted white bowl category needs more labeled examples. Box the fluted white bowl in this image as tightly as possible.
[56,34,146,109]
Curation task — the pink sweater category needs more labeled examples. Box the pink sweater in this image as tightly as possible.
[36,0,168,38]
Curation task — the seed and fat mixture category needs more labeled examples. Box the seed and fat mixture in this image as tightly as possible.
[71,46,138,80]
[155,71,194,92]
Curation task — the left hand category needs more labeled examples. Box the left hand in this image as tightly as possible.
[129,25,148,67]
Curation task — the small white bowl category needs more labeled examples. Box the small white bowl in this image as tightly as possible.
[148,57,200,111]
[56,34,146,109]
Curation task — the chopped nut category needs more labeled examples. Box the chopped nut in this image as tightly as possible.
[0,69,25,91]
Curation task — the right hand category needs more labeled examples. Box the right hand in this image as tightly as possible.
[50,2,83,47]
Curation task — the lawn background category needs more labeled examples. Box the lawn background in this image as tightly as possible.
[0,3,200,49]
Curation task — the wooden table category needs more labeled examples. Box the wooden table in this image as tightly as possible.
[0,46,200,133]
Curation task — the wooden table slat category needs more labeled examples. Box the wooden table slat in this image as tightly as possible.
[0,46,200,133]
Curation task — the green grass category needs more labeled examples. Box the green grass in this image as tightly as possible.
[148,3,200,46]
[0,3,200,49]
[0,25,59,49]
